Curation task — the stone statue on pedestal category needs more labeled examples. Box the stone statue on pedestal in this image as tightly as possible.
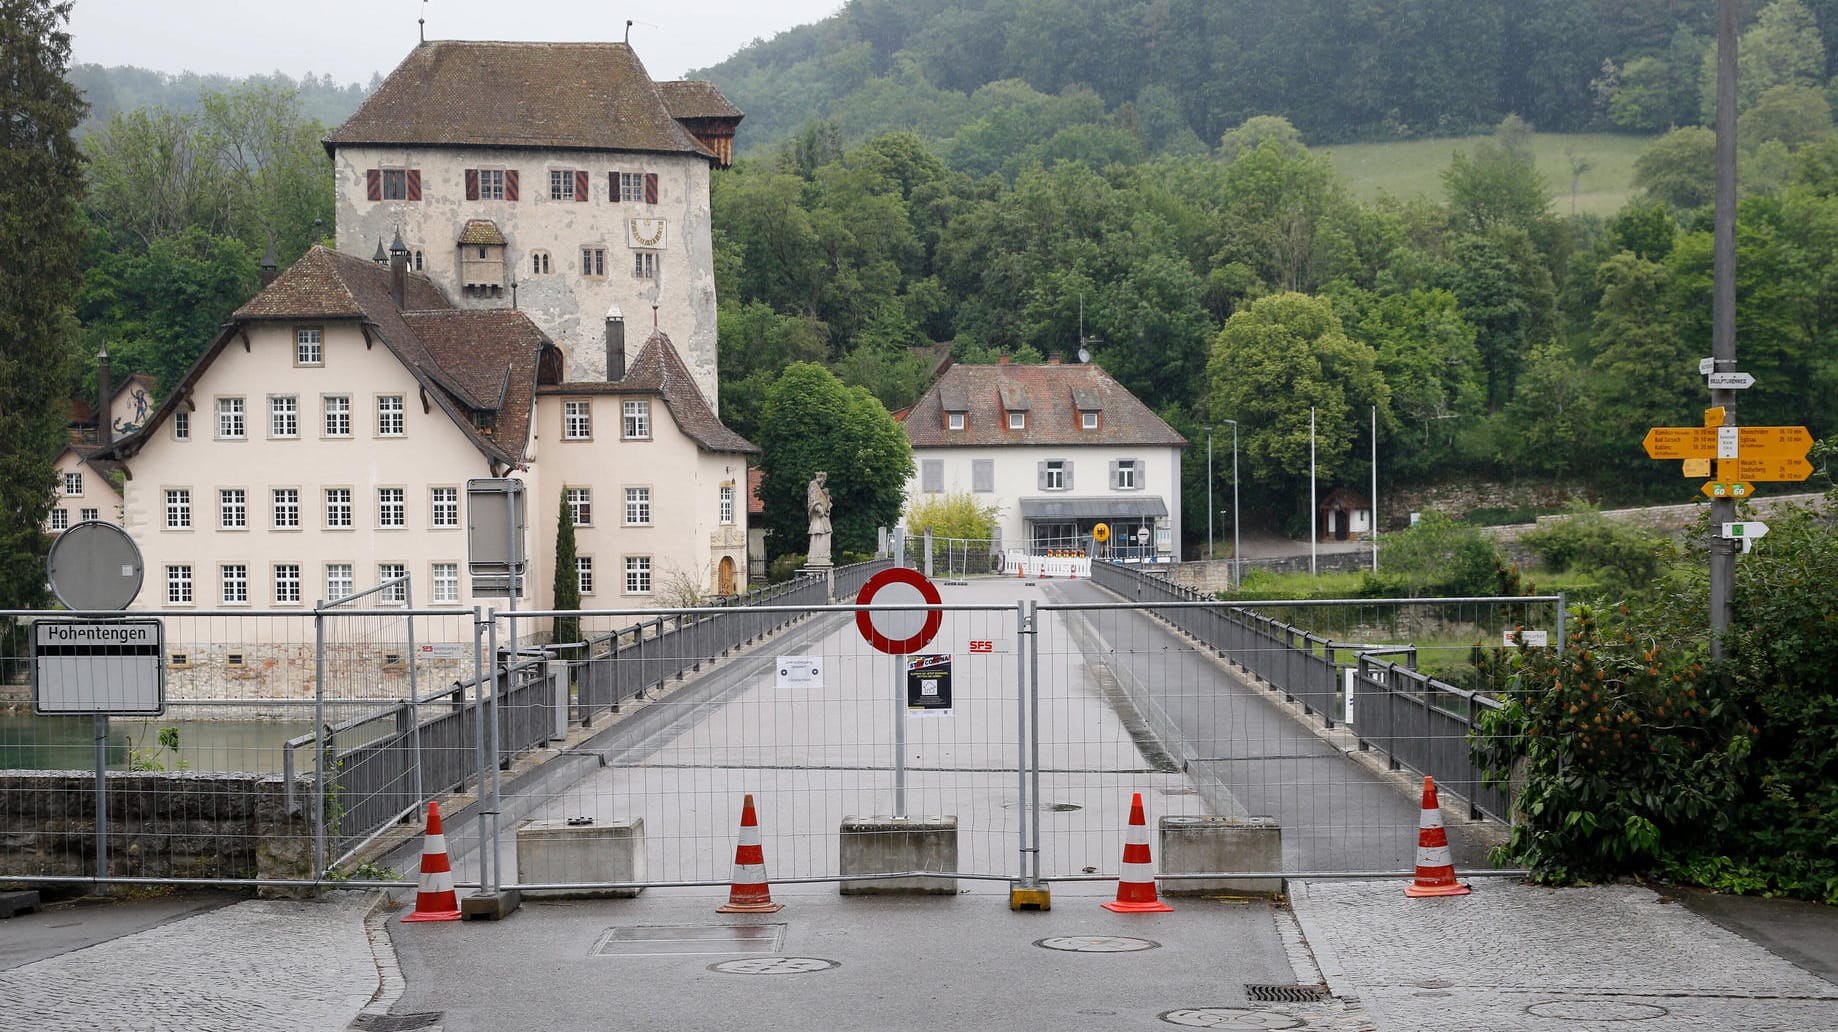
[806,471,833,567]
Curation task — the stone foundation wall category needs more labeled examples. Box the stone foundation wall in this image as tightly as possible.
[0,771,316,885]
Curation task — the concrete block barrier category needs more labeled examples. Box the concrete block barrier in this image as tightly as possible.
[516,816,645,897]
[1158,815,1282,896]
[838,815,957,895]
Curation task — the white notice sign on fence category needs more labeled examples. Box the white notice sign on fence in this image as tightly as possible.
[1503,629,1550,648]
[777,656,822,690]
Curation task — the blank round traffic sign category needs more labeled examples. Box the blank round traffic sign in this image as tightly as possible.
[855,567,943,655]
[46,521,144,611]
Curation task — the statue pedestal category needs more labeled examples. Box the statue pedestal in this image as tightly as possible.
[798,565,835,602]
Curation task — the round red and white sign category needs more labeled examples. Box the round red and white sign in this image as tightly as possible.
[855,567,943,655]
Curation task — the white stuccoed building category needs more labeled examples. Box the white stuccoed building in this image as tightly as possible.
[899,358,1188,560]
[325,40,741,408]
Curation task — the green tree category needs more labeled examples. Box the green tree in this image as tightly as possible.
[1202,293,1388,514]
[1737,84,1834,152]
[0,0,84,621]
[1606,29,1710,132]
[1587,251,1696,491]
[1634,126,1717,209]
[904,492,998,540]
[552,491,580,655]
[1332,288,1484,480]
[1441,116,1555,234]
[1700,0,1827,120]
[755,363,913,560]
[1368,511,1514,597]
[194,83,334,264]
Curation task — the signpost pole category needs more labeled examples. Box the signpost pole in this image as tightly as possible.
[1710,0,1738,659]
[894,657,907,819]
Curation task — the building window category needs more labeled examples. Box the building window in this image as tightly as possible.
[378,487,406,528]
[413,249,425,271]
[166,565,192,604]
[379,563,407,604]
[221,564,248,605]
[48,509,69,532]
[465,167,518,201]
[377,395,405,436]
[479,168,504,200]
[1115,459,1138,490]
[431,562,460,603]
[972,459,994,493]
[323,395,351,437]
[625,556,651,594]
[366,168,422,202]
[216,397,245,439]
[1081,411,1099,430]
[63,471,82,495]
[325,488,353,529]
[551,168,578,200]
[921,459,943,494]
[219,488,246,529]
[719,484,735,525]
[431,486,459,527]
[625,487,651,526]
[531,250,551,275]
[326,563,353,601]
[172,410,190,440]
[576,556,595,596]
[1008,411,1026,431]
[296,328,322,366]
[274,564,301,604]
[613,171,655,203]
[80,507,98,522]
[947,412,965,431]
[633,251,658,279]
[272,488,300,529]
[1044,460,1066,491]
[269,395,298,438]
[623,400,651,440]
[165,488,191,529]
[581,246,606,277]
[566,487,592,526]
[563,400,592,440]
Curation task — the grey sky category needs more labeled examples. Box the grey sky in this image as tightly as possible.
[67,0,846,84]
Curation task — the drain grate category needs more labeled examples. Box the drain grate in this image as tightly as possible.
[1245,984,1330,1004]
[349,1014,443,1032]
[1160,1008,1304,1029]
[591,923,785,957]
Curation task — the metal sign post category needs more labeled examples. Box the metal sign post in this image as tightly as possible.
[855,568,944,820]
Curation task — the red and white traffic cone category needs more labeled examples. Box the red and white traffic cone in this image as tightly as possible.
[402,800,463,922]
[1405,776,1471,898]
[718,793,783,913]
[1103,792,1173,913]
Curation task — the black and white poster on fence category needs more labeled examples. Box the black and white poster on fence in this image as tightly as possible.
[906,654,953,717]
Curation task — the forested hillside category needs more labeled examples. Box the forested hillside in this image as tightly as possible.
[697,0,1838,153]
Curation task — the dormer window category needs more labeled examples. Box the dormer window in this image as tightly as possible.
[1008,411,1026,431]
[1081,411,1099,430]
[947,412,966,431]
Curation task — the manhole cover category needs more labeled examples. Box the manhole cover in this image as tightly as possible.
[1246,985,1330,1004]
[1036,935,1160,953]
[349,1014,444,1031]
[709,956,838,974]
[1525,1001,1668,1021]
[591,924,785,957]
[1160,1008,1305,1029]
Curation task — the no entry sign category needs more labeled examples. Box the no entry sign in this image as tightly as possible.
[855,567,943,655]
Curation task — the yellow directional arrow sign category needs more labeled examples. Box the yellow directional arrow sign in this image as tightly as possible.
[1644,427,1716,459]
[1735,426,1814,459]
[1702,481,1756,499]
[1732,456,1814,482]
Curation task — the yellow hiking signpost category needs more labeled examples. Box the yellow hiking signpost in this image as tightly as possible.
[1644,418,1813,499]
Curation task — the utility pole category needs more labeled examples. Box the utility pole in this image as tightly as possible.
[1205,426,1214,562]
[1225,419,1240,589]
[1710,0,1738,658]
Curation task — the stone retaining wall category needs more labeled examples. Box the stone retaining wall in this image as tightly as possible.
[0,771,315,887]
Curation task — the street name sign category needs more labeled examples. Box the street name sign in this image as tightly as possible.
[32,619,166,716]
[1699,357,1716,375]
[1707,371,1755,390]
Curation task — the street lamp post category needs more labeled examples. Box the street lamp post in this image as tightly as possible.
[1221,418,1239,589]
[1204,426,1214,562]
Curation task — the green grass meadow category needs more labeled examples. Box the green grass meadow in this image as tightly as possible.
[1319,131,1656,218]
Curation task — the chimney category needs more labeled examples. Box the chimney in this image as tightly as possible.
[605,306,626,382]
[372,238,388,265]
[388,229,408,309]
[259,240,278,287]
[96,344,112,447]
[998,354,1010,365]
[1047,353,1062,365]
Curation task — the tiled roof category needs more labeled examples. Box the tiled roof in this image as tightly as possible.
[658,80,742,120]
[458,219,506,246]
[325,41,719,159]
[904,362,1188,449]
[106,245,555,470]
[538,329,758,455]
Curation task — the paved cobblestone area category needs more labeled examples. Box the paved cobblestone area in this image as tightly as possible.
[1290,879,1838,1032]
[0,892,381,1032]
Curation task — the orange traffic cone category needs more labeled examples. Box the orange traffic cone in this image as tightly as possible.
[1102,792,1173,913]
[402,800,463,922]
[1405,776,1471,898]
[718,793,783,913]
